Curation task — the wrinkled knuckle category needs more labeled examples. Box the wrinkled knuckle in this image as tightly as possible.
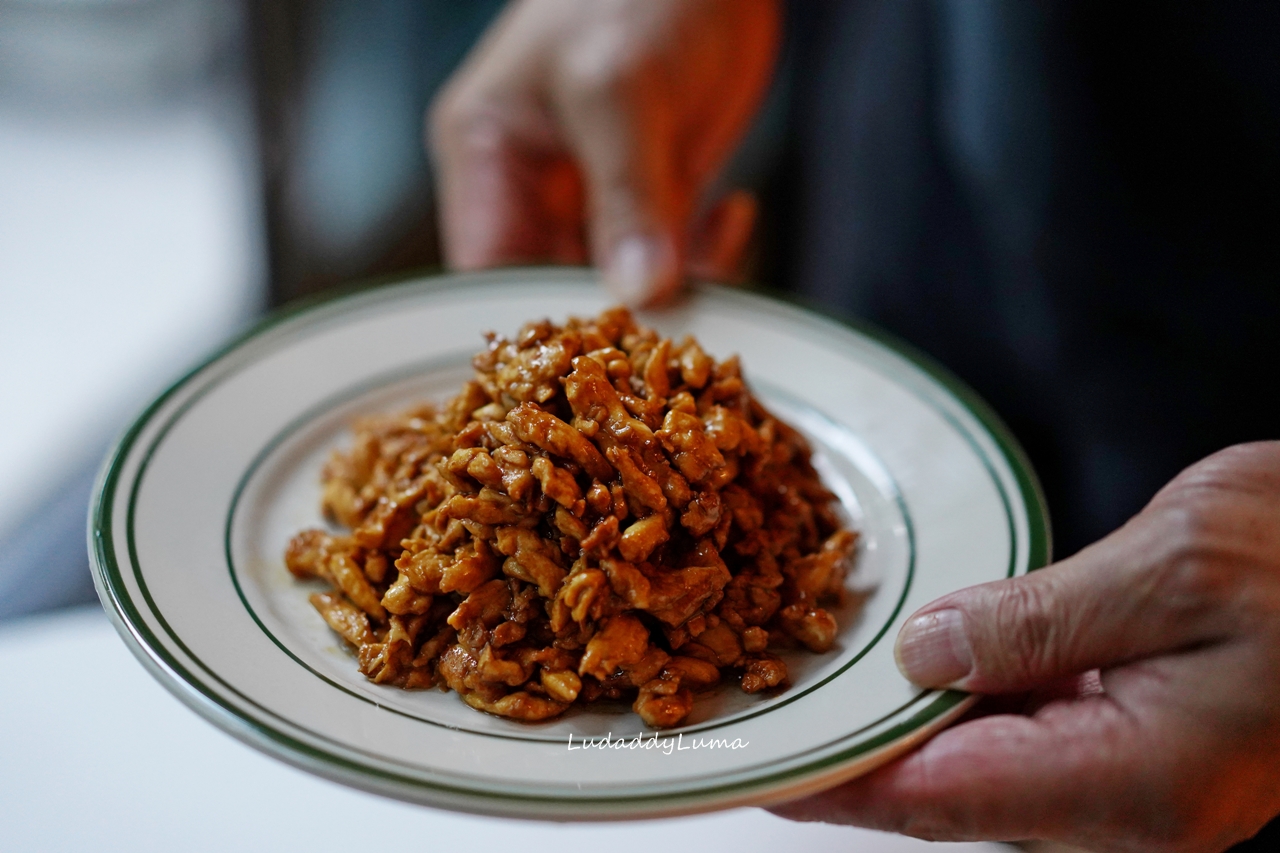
[991,581,1062,683]
[1162,555,1237,619]
[560,36,647,104]
[1150,501,1239,606]
[428,87,511,157]
[1159,497,1221,559]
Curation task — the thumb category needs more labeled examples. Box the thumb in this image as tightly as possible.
[893,507,1226,693]
[551,63,687,306]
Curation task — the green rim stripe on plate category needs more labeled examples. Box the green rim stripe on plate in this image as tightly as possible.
[96,273,1043,805]
[91,270,1051,811]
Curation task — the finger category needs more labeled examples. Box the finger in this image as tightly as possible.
[427,4,588,270]
[551,45,687,306]
[893,507,1233,693]
[687,190,758,284]
[769,698,1135,843]
[433,126,587,268]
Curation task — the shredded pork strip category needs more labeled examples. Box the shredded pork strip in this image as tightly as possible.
[286,308,858,728]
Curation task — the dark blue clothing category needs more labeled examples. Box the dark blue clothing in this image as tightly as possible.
[778,0,1280,559]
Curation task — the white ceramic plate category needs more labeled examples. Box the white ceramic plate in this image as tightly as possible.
[91,268,1049,820]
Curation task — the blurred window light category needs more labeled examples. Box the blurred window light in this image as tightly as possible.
[0,0,263,615]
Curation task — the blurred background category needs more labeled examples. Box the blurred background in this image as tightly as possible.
[0,0,263,618]
[0,0,509,619]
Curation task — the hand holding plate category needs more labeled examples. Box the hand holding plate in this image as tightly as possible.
[773,442,1280,853]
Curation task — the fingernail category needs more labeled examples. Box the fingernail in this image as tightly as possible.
[605,234,674,306]
[894,608,973,688]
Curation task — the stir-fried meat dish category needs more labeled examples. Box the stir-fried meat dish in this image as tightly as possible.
[286,307,857,728]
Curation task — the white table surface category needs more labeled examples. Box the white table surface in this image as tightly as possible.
[0,606,1011,853]
[0,92,261,536]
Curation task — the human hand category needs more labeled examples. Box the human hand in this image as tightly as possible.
[772,442,1280,853]
[428,0,780,305]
